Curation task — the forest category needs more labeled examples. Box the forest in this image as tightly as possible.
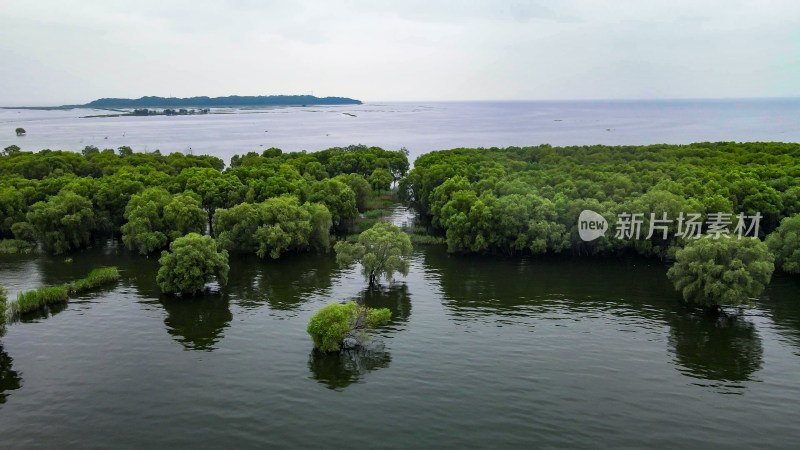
[0,143,408,260]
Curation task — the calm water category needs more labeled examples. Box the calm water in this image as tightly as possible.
[1,225,800,447]
[3,99,800,163]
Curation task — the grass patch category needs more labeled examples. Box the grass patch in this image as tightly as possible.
[0,239,35,255]
[64,267,121,295]
[362,209,388,219]
[12,286,69,315]
[10,266,120,317]
[407,233,446,245]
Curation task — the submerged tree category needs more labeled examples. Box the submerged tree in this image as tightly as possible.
[334,222,412,286]
[15,128,25,136]
[765,214,800,275]
[121,188,206,254]
[667,238,774,308]
[156,233,229,295]
[26,190,96,254]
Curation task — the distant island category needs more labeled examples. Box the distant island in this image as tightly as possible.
[5,95,362,110]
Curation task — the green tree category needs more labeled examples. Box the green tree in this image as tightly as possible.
[26,190,96,254]
[15,128,26,136]
[369,168,393,193]
[306,302,391,352]
[121,188,205,254]
[765,214,800,274]
[156,233,229,295]
[213,197,332,258]
[309,179,357,232]
[667,238,774,308]
[179,168,246,234]
[334,222,412,286]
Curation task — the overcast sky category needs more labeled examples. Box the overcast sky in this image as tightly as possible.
[0,0,798,105]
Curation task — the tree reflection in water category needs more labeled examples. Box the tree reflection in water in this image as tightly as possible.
[161,295,232,351]
[308,345,392,390]
[352,283,412,326]
[668,310,763,386]
[0,345,22,404]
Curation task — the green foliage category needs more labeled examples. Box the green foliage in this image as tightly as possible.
[26,190,95,254]
[306,302,392,352]
[12,286,69,315]
[0,239,35,254]
[121,187,206,254]
[310,179,358,231]
[63,267,121,295]
[334,222,413,286]
[667,238,774,307]
[369,168,393,193]
[8,267,120,317]
[156,233,230,295]
[213,197,332,258]
[765,214,800,274]
[0,145,403,254]
[404,143,800,258]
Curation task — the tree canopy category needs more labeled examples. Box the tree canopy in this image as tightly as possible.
[156,233,230,295]
[666,238,774,307]
[334,222,413,286]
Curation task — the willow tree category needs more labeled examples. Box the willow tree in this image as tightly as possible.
[667,238,774,308]
[156,233,229,295]
[334,222,412,287]
[765,214,800,275]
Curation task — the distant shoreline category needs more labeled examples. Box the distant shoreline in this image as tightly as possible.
[3,94,363,110]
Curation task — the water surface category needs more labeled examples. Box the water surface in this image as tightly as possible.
[1,237,799,448]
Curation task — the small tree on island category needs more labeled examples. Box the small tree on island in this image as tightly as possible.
[667,238,774,309]
[334,222,412,287]
[307,302,391,352]
[15,128,25,136]
[157,233,229,295]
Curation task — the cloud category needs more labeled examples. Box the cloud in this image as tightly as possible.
[0,0,797,104]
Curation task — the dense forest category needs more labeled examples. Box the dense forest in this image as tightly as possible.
[400,142,800,258]
[0,144,407,259]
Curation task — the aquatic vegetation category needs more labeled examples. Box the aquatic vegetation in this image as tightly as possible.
[0,239,35,254]
[307,302,392,352]
[64,267,121,295]
[10,267,121,316]
[13,286,69,315]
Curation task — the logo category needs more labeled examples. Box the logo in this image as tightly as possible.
[578,210,608,242]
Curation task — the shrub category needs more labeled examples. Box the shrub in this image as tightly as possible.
[307,302,392,352]
[765,214,800,274]
[667,238,774,307]
[157,233,229,295]
[0,239,35,254]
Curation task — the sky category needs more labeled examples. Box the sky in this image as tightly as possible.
[0,0,798,105]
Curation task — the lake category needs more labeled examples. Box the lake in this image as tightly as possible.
[3,99,800,164]
[2,101,800,448]
[1,218,800,448]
